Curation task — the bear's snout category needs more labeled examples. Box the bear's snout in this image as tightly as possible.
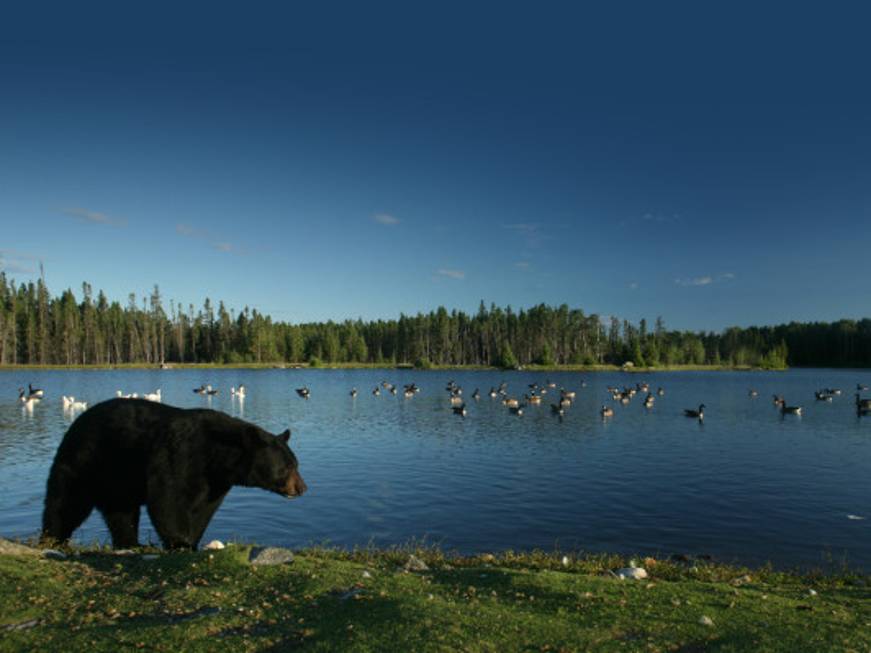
[282,469,308,498]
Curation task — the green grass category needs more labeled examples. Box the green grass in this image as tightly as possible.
[1,545,868,652]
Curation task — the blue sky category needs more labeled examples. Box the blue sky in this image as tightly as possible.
[1,2,869,331]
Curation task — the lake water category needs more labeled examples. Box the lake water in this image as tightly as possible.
[1,368,870,571]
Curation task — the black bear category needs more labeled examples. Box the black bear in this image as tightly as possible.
[42,398,307,549]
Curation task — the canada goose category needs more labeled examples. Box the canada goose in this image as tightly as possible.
[772,395,785,407]
[780,400,801,416]
[684,404,705,419]
[620,394,630,405]
[18,388,40,405]
[143,389,162,402]
[526,394,542,405]
[814,391,833,402]
[826,388,842,396]
[390,387,398,395]
[509,405,524,416]
[858,384,870,392]
[561,389,576,400]
[600,405,614,418]
[550,403,564,416]
[231,385,247,398]
[295,387,310,399]
[503,397,520,408]
[372,387,381,396]
[488,388,498,398]
[657,387,665,396]
[559,397,572,408]
[404,383,420,394]
[748,389,758,397]
[28,383,44,398]
[205,385,219,396]
[194,384,208,394]
[452,404,467,417]
[450,395,464,406]
[855,394,871,410]
[350,388,358,398]
[404,389,415,398]
[643,393,655,408]
[471,388,481,401]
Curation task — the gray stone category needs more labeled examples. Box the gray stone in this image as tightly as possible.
[248,546,294,566]
[404,554,429,572]
[43,549,67,560]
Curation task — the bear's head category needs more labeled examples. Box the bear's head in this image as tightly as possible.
[248,428,308,499]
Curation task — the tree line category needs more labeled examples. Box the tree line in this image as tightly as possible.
[1,274,869,368]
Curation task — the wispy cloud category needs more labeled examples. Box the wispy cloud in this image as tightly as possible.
[436,268,465,280]
[0,260,35,274]
[373,213,400,226]
[675,272,735,287]
[641,212,681,224]
[0,250,40,275]
[176,223,248,255]
[502,222,547,249]
[62,207,127,226]
[515,261,530,270]
[629,282,639,290]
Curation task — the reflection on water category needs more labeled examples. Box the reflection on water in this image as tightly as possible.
[1,367,870,571]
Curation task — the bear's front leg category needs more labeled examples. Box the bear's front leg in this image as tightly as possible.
[147,479,229,550]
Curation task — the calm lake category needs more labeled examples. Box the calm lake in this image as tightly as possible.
[1,368,870,571]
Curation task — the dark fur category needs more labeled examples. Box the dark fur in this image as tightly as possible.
[42,398,306,550]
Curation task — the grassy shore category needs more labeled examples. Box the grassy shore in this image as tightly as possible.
[0,362,766,373]
[1,544,867,652]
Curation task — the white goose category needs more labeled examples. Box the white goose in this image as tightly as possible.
[143,389,162,402]
[231,385,247,398]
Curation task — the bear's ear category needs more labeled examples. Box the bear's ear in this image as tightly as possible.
[279,429,291,444]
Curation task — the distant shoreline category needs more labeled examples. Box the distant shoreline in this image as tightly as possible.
[0,362,782,372]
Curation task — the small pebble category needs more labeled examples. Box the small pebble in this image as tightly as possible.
[699,615,714,627]
[808,589,818,596]
[362,570,372,579]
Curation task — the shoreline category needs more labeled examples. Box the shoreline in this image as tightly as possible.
[0,362,781,372]
[1,540,868,652]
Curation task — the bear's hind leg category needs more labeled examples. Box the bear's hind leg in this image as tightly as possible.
[101,507,141,549]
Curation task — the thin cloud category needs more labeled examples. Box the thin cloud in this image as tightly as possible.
[436,268,465,280]
[502,222,547,249]
[0,259,35,274]
[629,282,639,290]
[675,272,735,287]
[62,207,127,226]
[515,261,530,270]
[373,213,400,226]
[675,276,713,287]
[176,223,246,255]
[0,250,40,275]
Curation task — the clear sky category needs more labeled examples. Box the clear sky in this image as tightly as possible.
[1,2,868,331]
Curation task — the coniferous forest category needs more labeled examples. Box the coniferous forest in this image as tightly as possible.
[1,274,870,368]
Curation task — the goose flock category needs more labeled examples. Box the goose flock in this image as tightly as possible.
[12,378,871,421]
